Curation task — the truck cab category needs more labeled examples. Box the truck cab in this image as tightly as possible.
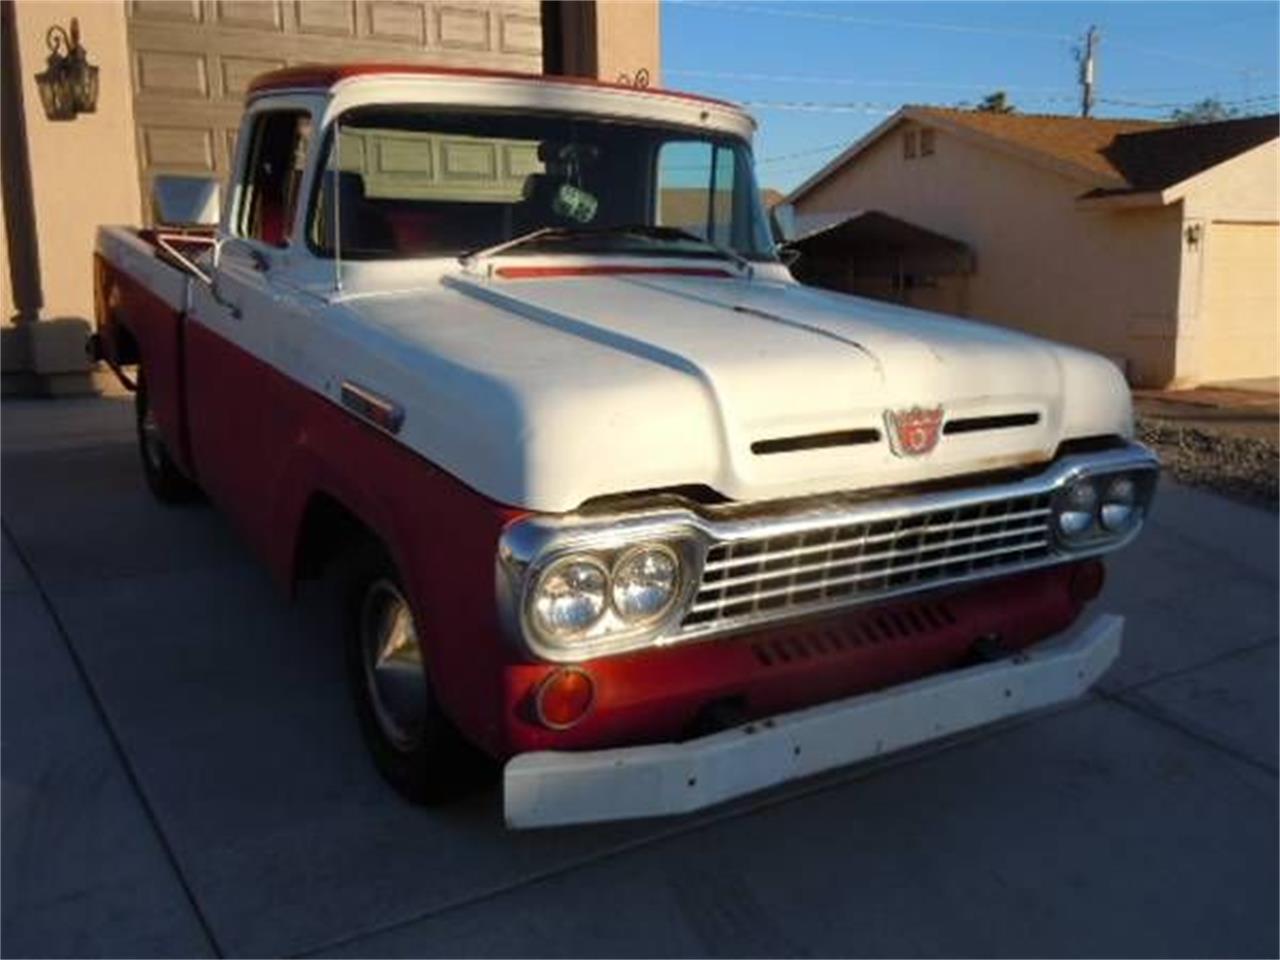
[92,65,1158,828]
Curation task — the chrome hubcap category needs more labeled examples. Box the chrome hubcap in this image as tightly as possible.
[141,404,164,470]
[360,580,427,751]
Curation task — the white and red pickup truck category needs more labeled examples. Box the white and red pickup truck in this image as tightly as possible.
[91,65,1158,828]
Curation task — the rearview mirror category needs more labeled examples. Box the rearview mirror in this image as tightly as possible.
[152,175,220,227]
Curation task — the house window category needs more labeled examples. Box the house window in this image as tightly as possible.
[920,128,936,156]
[902,130,918,159]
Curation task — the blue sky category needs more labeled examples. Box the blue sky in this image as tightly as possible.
[661,1,1280,193]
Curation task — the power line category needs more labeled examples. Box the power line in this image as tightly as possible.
[757,142,849,165]
[739,99,901,115]
[1104,36,1253,72]
[677,1,1270,78]
[1098,92,1279,110]
[665,69,1266,102]
[667,68,1080,94]
[740,91,1278,119]
[678,0,1075,41]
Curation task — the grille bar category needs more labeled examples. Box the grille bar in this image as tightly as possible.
[700,522,1049,593]
[690,538,1050,614]
[702,507,1052,576]
[684,492,1055,629]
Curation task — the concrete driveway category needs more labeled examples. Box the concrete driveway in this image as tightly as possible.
[3,394,1276,958]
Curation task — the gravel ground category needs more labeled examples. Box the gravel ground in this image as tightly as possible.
[1138,416,1279,509]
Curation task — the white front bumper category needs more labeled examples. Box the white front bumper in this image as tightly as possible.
[504,613,1122,829]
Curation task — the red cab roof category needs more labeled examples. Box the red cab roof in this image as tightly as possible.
[246,63,740,110]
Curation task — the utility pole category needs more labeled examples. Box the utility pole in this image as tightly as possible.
[1078,25,1099,118]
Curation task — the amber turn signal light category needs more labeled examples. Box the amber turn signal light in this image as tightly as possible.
[1069,559,1106,604]
[534,668,596,730]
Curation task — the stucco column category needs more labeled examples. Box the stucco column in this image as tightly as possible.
[544,0,661,87]
[1,0,142,395]
[594,0,661,87]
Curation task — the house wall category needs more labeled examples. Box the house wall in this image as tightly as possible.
[595,0,661,86]
[0,187,12,326]
[1173,141,1279,383]
[9,0,142,326]
[793,120,1185,386]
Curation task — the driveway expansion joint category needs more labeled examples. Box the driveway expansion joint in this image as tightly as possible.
[1,521,227,958]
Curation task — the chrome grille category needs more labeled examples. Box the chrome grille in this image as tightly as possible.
[683,492,1053,630]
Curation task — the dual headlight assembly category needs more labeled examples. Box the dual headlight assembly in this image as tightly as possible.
[1052,470,1152,546]
[523,541,697,658]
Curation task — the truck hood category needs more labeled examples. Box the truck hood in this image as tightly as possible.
[332,272,1132,512]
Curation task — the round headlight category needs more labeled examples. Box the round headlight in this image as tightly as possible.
[530,557,607,640]
[1057,479,1098,538]
[1100,476,1138,532]
[612,545,680,623]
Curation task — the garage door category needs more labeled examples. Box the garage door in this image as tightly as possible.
[125,0,542,218]
[1201,221,1279,381]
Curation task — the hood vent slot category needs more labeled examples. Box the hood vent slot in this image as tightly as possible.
[944,412,1040,436]
[752,428,881,456]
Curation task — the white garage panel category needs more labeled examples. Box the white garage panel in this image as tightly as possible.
[126,0,541,218]
[1201,221,1279,381]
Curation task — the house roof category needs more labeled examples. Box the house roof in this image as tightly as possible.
[908,107,1161,180]
[790,210,969,257]
[1097,113,1280,194]
[787,107,1279,205]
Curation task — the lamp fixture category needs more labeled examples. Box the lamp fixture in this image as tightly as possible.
[34,17,99,121]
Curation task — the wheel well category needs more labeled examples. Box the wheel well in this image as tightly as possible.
[113,319,141,366]
[293,492,379,583]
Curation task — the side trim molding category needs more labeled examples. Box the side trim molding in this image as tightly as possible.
[340,380,405,435]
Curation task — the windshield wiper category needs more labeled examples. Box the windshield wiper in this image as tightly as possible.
[457,227,561,267]
[604,224,755,276]
[457,223,754,277]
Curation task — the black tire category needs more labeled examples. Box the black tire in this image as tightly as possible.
[135,373,201,503]
[344,542,493,804]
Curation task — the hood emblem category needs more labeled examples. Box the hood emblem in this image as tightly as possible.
[885,406,944,457]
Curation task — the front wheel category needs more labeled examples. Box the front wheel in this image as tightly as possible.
[345,544,492,804]
[135,373,200,503]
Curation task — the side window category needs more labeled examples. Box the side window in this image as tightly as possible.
[656,141,738,246]
[236,110,312,248]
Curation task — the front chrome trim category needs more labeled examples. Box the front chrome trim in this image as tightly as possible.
[497,442,1159,663]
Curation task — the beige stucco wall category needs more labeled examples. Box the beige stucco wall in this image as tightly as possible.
[1173,141,1279,383]
[595,0,661,87]
[0,185,13,327]
[12,0,142,324]
[794,120,1185,386]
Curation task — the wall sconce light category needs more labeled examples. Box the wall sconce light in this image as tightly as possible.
[34,18,99,121]
[1184,223,1202,250]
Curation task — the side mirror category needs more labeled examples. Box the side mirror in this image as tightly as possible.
[152,175,220,227]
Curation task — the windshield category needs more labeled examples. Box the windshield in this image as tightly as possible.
[308,106,777,262]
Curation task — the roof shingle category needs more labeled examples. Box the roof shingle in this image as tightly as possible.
[909,107,1161,181]
[1101,113,1280,191]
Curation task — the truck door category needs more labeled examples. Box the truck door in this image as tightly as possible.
[186,108,313,549]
